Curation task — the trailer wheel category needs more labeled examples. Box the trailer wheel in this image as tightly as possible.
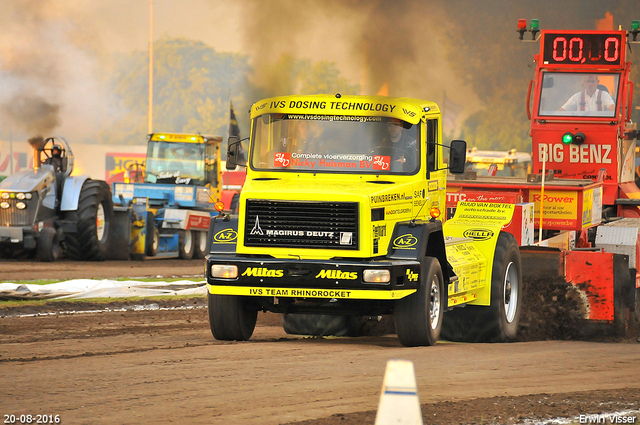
[281,314,364,337]
[441,232,522,343]
[193,231,207,259]
[37,227,60,262]
[394,257,444,347]
[65,180,113,261]
[146,226,159,257]
[178,229,194,260]
[144,212,159,257]
[208,292,257,341]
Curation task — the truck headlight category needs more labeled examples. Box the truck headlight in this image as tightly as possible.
[363,269,390,283]
[16,193,25,200]
[211,264,238,279]
[16,202,26,210]
[0,202,9,209]
[0,193,9,199]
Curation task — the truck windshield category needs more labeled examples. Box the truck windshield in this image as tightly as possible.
[250,114,420,174]
[538,72,620,118]
[144,141,205,185]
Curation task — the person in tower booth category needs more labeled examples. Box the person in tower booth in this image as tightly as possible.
[558,74,615,113]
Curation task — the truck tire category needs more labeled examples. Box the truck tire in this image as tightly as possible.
[65,180,113,261]
[281,314,364,337]
[193,231,207,259]
[208,292,257,341]
[441,232,522,343]
[37,227,60,262]
[394,257,444,347]
[178,229,195,260]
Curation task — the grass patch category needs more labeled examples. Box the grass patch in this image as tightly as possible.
[2,277,206,286]
[0,293,206,309]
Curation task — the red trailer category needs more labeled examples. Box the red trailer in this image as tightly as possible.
[447,20,640,335]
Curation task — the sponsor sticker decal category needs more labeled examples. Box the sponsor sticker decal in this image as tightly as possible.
[274,152,291,167]
[393,234,418,249]
[315,270,358,280]
[372,155,390,170]
[213,229,238,243]
[462,229,494,241]
[242,268,284,278]
[406,269,419,282]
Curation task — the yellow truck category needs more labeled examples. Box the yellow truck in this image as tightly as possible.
[205,94,524,346]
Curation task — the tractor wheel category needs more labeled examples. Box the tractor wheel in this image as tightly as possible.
[178,229,195,259]
[193,231,208,259]
[394,257,444,347]
[281,314,365,337]
[65,180,113,261]
[37,227,60,262]
[208,292,257,341]
[441,232,522,343]
[145,213,159,257]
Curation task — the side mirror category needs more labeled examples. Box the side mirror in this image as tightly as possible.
[448,140,467,174]
[227,136,239,170]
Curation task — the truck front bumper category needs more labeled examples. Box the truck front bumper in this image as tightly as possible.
[206,255,422,301]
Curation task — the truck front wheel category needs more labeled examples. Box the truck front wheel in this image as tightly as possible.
[441,232,522,342]
[395,257,444,347]
[208,292,257,341]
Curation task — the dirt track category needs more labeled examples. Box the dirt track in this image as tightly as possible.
[1,259,639,424]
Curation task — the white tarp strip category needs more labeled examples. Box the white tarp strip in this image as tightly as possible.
[0,279,207,300]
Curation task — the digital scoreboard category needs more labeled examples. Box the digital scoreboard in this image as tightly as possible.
[542,32,623,66]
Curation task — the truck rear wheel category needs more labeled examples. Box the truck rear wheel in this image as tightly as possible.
[208,292,257,341]
[65,180,113,261]
[178,230,194,260]
[395,257,444,347]
[281,314,364,337]
[37,227,60,262]
[441,232,522,343]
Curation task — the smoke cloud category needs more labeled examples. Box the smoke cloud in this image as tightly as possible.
[237,0,477,131]
[2,95,60,136]
[1,0,636,145]
[0,0,121,142]
[27,136,44,150]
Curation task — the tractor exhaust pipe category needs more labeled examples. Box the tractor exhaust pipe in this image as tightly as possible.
[28,136,45,170]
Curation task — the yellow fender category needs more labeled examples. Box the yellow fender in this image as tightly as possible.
[443,202,515,306]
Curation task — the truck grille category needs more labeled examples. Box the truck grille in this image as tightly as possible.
[0,194,38,227]
[244,200,359,250]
